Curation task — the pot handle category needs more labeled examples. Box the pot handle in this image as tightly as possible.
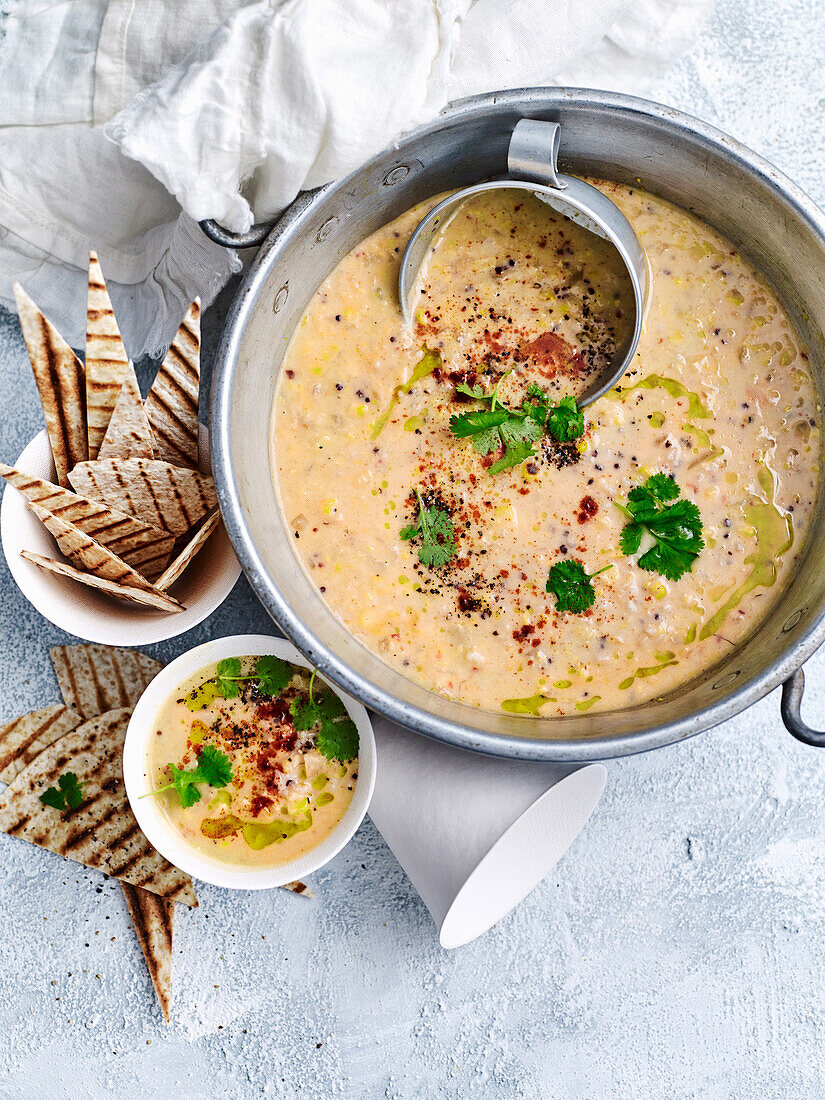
[780,669,825,747]
[199,218,273,249]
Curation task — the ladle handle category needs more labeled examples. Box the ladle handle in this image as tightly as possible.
[199,218,273,248]
[780,669,825,747]
[507,120,565,189]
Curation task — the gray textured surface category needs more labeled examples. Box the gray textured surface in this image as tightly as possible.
[3,2,825,1096]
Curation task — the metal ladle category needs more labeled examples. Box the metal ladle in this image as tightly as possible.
[398,119,648,407]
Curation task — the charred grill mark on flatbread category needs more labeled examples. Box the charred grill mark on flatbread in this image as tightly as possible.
[22,553,184,611]
[120,883,175,1021]
[155,508,221,590]
[0,464,173,580]
[145,299,201,469]
[0,705,82,783]
[49,645,163,720]
[27,502,170,597]
[67,458,217,537]
[98,361,158,462]
[0,709,196,905]
[129,865,193,903]
[85,253,130,459]
[106,834,154,878]
[13,283,88,486]
[282,880,313,896]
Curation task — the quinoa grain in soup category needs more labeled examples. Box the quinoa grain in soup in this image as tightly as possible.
[272,185,820,716]
[147,656,359,867]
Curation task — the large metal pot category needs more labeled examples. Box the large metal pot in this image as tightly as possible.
[207,88,825,760]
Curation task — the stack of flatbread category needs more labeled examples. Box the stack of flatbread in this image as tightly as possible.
[5,254,223,613]
[0,643,311,1021]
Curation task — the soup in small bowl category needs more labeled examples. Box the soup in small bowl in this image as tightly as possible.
[124,635,376,889]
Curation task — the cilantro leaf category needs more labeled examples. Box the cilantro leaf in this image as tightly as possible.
[488,415,543,474]
[400,489,456,568]
[216,657,243,698]
[39,771,83,812]
[255,655,293,697]
[545,395,584,442]
[449,378,583,473]
[316,716,360,764]
[633,472,680,506]
[449,407,510,448]
[290,695,319,732]
[195,744,233,788]
[151,744,233,808]
[618,475,704,582]
[619,522,643,557]
[450,400,542,473]
[546,559,612,614]
[455,381,489,401]
[289,683,360,763]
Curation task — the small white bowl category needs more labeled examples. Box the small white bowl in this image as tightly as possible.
[0,427,241,645]
[123,634,376,890]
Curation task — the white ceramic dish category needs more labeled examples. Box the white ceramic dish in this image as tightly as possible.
[0,426,241,645]
[123,634,376,890]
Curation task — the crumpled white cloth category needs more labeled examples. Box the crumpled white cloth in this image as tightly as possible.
[0,0,711,360]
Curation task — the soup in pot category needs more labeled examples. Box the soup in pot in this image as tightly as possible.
[271,184,820,716]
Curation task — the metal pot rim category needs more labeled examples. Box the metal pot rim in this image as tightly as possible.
[211,87,825,760]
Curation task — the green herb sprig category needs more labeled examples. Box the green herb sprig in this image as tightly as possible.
[449,377,583,474]
[149,744,233,809]
[290,671,359,763]
[400,488,456,568]
[618,473,704,582]
[186,655,294,711]
[546,559,613,614]
[39,771,83,812]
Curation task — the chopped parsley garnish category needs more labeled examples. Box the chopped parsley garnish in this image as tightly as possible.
[39,771,83,812]
[400,488,456,567]
[151,744,233,809]
[618,473,704,582]
[290,674,359,763]
[449,377,583,474]
[546,559,612,613]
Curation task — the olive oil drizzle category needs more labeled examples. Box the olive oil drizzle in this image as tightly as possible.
[610,373,723,457]
[700,463,794,641]
[501,693,556,716]
[371,347,440,439]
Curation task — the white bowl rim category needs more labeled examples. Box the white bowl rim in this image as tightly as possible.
[0,427,241,645]
[124,633,376,890]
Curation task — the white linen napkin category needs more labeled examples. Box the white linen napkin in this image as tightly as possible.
[0,0,710,360]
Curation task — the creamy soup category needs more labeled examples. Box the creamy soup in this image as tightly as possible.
[272,185,821,716]
[147,656,358,867]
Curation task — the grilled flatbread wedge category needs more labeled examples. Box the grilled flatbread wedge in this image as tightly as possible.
[120,882,175,1021]
[67,457,217,537]
[22,552,184,612]
[0,709,196,904]
[155,509,221,591]
[145,299,201,469]
[1,463,173,580]
[0,704,81,784]
[85,252,130,459]
[13,283,87,485]
[27,501,175,597]
[282,880,313,897]
[50,644,163,720]
[98,361,158,462]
